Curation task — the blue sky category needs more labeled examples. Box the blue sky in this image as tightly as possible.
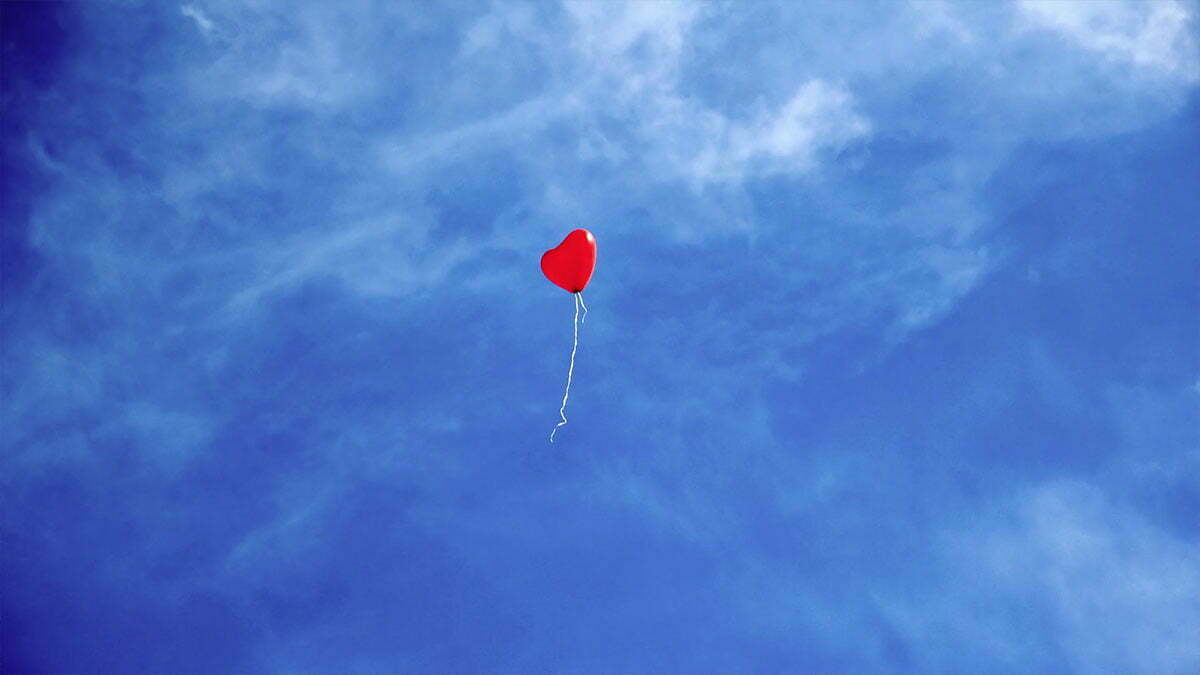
[2,1,1198,672]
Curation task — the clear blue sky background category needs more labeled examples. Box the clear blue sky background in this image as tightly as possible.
[3,1,1198,673]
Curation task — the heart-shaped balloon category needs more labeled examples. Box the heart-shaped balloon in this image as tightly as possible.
[541,229,597,293]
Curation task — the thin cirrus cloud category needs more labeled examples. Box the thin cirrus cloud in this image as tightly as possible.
[1017,0,1199,81]
[930,482,1200,672]
[2,1,1197,673]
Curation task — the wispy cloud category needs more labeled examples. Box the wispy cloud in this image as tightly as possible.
[941,481,1200,673]
[687,80,870,186]
[560,1,871,187]
[3,2,1196,671]
[180,4,215,35]
[1017,0,1199,82]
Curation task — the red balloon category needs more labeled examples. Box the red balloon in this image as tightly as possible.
[541,229,597,293]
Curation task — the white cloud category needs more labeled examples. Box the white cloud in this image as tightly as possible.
[936,481,1200,673]
[222,217,480,313]
[566,3,872,188]
[183,3,384,110]
[908,0,976,45]
[180,4,215,35]
[689,80,871,185]
[563,0,703,96]
[1017,0,1200,82]
[894,244,991,332]
[26,0,1190,373]
[458,2,539,58]
[7,6,1198,668]
[377,92,566,175]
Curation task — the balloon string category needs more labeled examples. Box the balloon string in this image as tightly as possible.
[550,293,580,443]
[578,291,588,324]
